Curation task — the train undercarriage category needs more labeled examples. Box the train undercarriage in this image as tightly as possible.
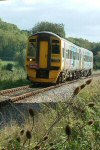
[27,69,92,85]
[57,69,92,83]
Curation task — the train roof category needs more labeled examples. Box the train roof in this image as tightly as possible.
[30,31,79,48]
[30,31,93,54]
[30,31,61,39]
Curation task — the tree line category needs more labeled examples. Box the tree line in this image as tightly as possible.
[0,19,27,60]
[0,19,100,69]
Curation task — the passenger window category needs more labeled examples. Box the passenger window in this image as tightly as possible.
[52,44,60,54]
[68,50,70,58]
[66,50,68,58]
[70,51,72,59]
[73,52,76,60]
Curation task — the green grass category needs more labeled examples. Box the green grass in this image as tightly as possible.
[0,60,30,90]
[0,60,14,65]
[0,77,100,150]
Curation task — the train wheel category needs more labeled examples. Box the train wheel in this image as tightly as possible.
[68,72,72,81]
[72,72,75,80]
[57,72,66,84]
[84,71,88,77]
[88,70,92,76]
[77,72,81,78]
[56,74,62,84]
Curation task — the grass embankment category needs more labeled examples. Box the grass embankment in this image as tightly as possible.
[0,61,30,90]
[0,77,100,150]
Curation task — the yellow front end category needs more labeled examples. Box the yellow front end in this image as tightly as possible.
[26,68,60,83]
[26,33,61,83]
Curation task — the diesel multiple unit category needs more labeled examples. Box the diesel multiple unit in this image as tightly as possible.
[26,31,93,83]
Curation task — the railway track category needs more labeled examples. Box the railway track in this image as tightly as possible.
[0,73,100,105]
[0,85,43,97]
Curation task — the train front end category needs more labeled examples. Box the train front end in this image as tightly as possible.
[26,32,61,83]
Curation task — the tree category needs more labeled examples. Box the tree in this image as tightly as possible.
[15,49,26,68]
[31,21,66,38]
[0,19,27,60]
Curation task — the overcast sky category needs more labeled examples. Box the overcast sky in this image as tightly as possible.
[0,0,100,42]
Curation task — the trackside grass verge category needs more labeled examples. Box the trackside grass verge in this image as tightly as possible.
[0,77,100,150]
[0,61,30,90]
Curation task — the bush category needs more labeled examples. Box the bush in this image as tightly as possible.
[15,49,26,69]
[6,63,14,71]
[0,59,2,68]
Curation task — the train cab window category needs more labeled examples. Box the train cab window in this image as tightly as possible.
[52,40,59,43]
[28,42,37,58]
[29,39,36,42]
[52,44,60,54]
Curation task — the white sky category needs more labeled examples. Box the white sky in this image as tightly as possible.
[0,0,100,42]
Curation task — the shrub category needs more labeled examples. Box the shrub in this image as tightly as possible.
[6,63,14,71]
[15,49,26,69]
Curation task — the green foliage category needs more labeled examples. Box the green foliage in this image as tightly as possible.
[15,49,26,68]
[67,37,92,49]
[7,139,21,150]
[32,21,66,38]
[6,63,14,71]
[92,42,100,55]
[0,78,100,149]
[0,61,30,90]
[94,53,100,69]
[0,19,27,60]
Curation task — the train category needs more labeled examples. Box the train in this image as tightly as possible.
[26,31,93,84]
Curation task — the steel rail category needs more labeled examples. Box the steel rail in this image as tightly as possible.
[0,85,31,95]
[9,73,100,102]
[0,73,100,104]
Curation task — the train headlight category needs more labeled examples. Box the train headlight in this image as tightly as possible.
[27,58,36,61]
[29,59,32,61]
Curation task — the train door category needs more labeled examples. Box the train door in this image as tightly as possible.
[39,41,48,68]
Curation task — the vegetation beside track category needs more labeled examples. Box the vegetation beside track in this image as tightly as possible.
[0,61,30,90]
[0,77,100,150]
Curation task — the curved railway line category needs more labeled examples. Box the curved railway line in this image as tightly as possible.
[0,73,100,105]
